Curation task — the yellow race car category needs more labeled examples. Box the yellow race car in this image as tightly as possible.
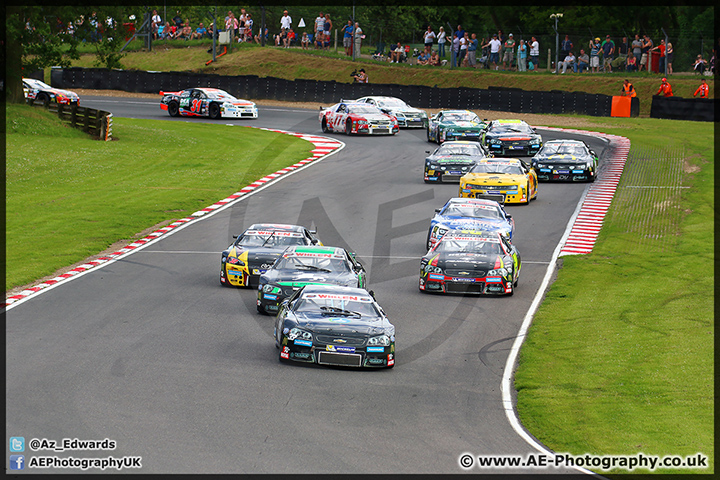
[458,158,538,205]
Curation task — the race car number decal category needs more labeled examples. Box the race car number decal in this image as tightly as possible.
[191,99,203,113]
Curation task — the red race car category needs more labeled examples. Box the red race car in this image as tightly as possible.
[319,101,398,135]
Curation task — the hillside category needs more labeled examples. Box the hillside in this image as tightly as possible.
[64,41,713,117]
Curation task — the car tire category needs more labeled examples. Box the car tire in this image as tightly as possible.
[524,183,531,205]
[321,118,329,133]
[345,119,352,135]
[426,126,433,142]
[168,101,180,117]
[588,170,596,183]
[257,305,267,315]
[426,229,433,250]
[209,102,221,119]
[37,93,51,107]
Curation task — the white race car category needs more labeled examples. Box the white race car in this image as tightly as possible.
[354,96,428,128]
[319,100,398,135]
[160,87,258,119]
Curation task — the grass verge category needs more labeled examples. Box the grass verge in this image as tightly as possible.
[514,117,714,474]
[5,103,312,289]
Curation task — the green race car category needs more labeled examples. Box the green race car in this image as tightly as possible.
[427,110,487,144]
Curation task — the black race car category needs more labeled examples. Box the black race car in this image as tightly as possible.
[419,230,521,296]
[530,139,598,182]
[424,141,491,183]
[483,119,542,157]
[274,284,395,368]
[220,224,321,288]
[257,245,367,315]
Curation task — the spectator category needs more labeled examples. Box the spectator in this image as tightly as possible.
[631,34,643,65]
[641,34,653,72]
[172,11,182,29]
[301,31,310,49]
[625,54,637,72]
[238,9,247,41]
[191,22,207,40]
[601,35,615,72]
[417,51,429,65]
[484,33,502,70]
[280,10,292,34]
[665,42,674,75]
[692,54,707,74]
[254,26,269,44]
[467,33,479,67]
[342,20,353,56]
[206,23,215,40]
[225,12,238,39]
[161,22,172,40]
[390,41,404,63]
[180,20,192,40]
[456,25,465,41]
[314,30,324,49]
[559,34,573,63]
[651,39,666,73]
[502,33,515,70]
[613,36,629,70]
[517,39,528,71]
[284,28,296,48]
[423,25,436,55]
[151,9,162,40]
[497,30,504,44]
[621,79,636,97]
[693,78,709,98]
[529,36,540,71]
[576,48,589,73]
[314,12,324,34]
[353,22,363,56]
[429,50,440,66]
[437,27,446,58]
[353,68,368,83]
[244,14,253,42]
[452,33,460,67]
[589,37,601,73]
[323,14,332,39]
[458,32,469,66]
[557,51,575,74]
[656,77,673,97]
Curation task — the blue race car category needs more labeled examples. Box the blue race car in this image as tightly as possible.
[426,197,515,250]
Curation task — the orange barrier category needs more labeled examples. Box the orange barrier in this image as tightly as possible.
[611,96,632,117]
[205,46,228,66]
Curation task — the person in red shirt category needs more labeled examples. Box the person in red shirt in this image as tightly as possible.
[656,77,673,97]
[693,78,709,98]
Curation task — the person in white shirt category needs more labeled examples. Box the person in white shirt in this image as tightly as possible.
[437,26,447,57]
[423,26,436,55]
[280,10,292,33]
[315,12,324,34]
[530,36,540,71]
[482,33,502,70]
[558,51,576,74]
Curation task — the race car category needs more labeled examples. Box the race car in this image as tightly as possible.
[459,158,538,205]
[220,224,321,288]
[424,141,492,183]
[426,197,515,250]
[275,284,395,368]
[419,230,521,296]
[483,119,542,157]
[22,78,80,106]
[354,96,428,128]
[160,87,258,119]
[530,139,598,182]
[319,101,398,135]
[257,245,367,315]
[426,110,487,144]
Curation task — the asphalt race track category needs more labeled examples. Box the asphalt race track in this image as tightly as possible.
[6,96,613,474]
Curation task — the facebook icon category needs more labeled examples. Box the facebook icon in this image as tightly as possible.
[10,454,25,470]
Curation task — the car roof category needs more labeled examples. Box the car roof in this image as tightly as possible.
[442,230,502,241]
[438,141,480,146]
[478,158,524,165]
[493,119,527,124]
[544,139,586,145]
[440,109,474,114]
[247,223,305,232]
[282,245,345,256]
[299,284,372,296]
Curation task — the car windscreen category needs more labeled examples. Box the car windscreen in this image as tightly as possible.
[376,99,407,108]
[348,105,383,115]
[207,91,239,101]
[436,144,484,156]
[443,113,479,122]
[442,204,503,219]
[490,123,534,134]
[273,254,350,272]
[237,232,306,247]
[294,293,381,318]
[24,79,51,89]
[540,144,587,156]
[470,163,525,175]
[436,237,503,255]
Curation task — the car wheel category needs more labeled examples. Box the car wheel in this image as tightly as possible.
[345,119,353,135]
[257,305,267,315]
[168,101,180,117]
[321,118,329,133]
[426,229,433,250]
[588,169,596,183]
[209,102,221,119]
[524,183,531,205]
[426,126,433,142]
[37,93,51,107]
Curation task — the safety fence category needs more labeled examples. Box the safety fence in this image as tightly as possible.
[650,95,714,122]
[28,98,114,140]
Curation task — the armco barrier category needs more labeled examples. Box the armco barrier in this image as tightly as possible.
[650,95,715,122]
[53,67,627,117]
